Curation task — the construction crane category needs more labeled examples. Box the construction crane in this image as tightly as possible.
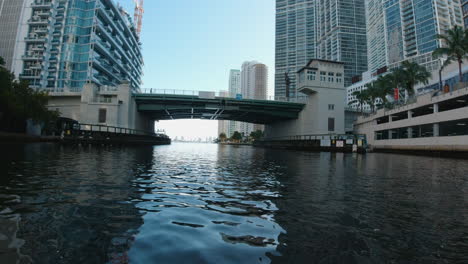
[133,0,144,38]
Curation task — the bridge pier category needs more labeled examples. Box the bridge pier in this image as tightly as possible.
[47,82,153,132]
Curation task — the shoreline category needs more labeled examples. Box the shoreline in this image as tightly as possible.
[0,132,60,143]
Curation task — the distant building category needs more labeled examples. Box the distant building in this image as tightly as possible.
[1,0,143,92]
[217,90,229,137]
[240,61,268,136]
[227,69,241,137]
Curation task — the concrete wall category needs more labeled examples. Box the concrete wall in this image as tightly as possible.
[265,59,346,138]
[47,82,152,132]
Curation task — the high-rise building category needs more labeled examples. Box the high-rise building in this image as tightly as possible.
[275,0,367,97]
[275,0,316,98]
[366,0,388,72]
[2,0,143,92]
[227,69,241,137]
[316,0,368,86]
[384,0,463,72]
[240,61,268,136]
[217,90,229,137]
[463,0,468,28]
[0,0,27,70]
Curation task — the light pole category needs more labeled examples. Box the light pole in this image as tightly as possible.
[439,58,446,91]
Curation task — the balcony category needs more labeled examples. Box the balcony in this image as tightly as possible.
[19,70,42,79]
[35,10,51,17]
[28,17,49,25]
[24,35,47,42]
[22,53,44,60]
[31,0,52,8]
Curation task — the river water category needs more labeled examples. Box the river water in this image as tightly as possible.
[0,143,467,264]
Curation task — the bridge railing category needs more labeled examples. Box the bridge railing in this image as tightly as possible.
[73,123,169,138]
[139,89,307,103]
[262,133,367,142]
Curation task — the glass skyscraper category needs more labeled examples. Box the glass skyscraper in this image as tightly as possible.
[275,0,367,97]
[384,0,463,72]
[0,0,27,70]
[366,0,388,72]
[7,0,143,92]
[316,0,368,86]
[275,0,316,98]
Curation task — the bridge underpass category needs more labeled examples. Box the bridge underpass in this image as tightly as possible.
[134,93,305,124]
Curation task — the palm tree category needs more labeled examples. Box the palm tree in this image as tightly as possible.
[231,131,242,142]
[218,132,227,142]
[373,76,394,106]
[399,60,431,97]
[349,90,368,113]
[433,26,468,82]
[383,68,405,102]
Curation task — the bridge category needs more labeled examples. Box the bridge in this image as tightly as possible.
[134,90,305,124]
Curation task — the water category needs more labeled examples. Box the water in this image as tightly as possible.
[0,143,467,264]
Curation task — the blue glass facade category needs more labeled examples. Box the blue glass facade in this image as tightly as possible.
[20,0,143,92]
[384,0,463,72]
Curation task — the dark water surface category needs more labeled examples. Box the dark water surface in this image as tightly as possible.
[0,143,467,264]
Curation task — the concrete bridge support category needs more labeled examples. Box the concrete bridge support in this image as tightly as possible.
[47,82,153,132]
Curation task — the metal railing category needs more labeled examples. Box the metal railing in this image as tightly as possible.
[262,133,367,142]
[139,89,307,103]
[74,123,168,138]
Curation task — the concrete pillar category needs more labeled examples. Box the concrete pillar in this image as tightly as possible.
[433,103,439,113]
[408,110,413,118]
[433,123,439,137]
[389,130,393,139]
[389,115,393,122]
[408,127,413,138]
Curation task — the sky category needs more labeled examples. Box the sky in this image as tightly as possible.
[118,0,275,139]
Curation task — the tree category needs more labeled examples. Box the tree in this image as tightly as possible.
[373,75,394,106]
[363,82,380,113]
[399,60,431,97]
[218,132,227,142]
[0,56,4,66]
[249,130,263,141]
[231,131,242,142]
[0,56,59,133]
[349,89,369,113]
[433,26,468,82]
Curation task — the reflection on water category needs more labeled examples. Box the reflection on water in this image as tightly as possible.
[0,143,467,263]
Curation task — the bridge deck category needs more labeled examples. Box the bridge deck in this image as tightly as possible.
[134,94,305,124]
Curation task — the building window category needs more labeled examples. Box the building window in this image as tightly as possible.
[100,95,112,103]
[307,71,316,81]
[98,108,107,123]
[328,118,335,132]
[320,71,326,81]
[328,72,334,82]
[328,104,335,110]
